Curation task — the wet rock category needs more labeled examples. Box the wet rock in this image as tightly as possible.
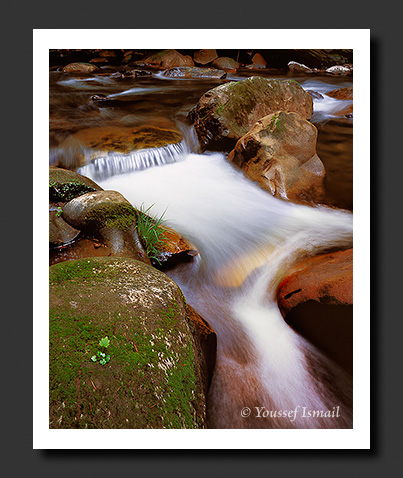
[288,60,313,73]
[228,111,325,205]
[307,90,324,100]
[153,225,199,270]
[188,76,313,151]
[90,94,109,101]
[89,57,109,64]
[65,125,183,157]
[112,68,152,79]
[140,49,194,68]
[62,62,99,73]
[49,210,81,247]
[62,190,137,234]
[327,87,353,100]
[193,49,218,65]
[186,305,217,393]
[211,57,240,72]
[49,256,208,429]
[49,166,103,203]
[162,66,226,79]
[277,249,353,374]
[325,65,353,75]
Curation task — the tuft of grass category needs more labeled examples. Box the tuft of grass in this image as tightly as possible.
[135,204,168,264]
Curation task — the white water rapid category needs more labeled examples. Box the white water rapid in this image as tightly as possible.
[85,148,353,429]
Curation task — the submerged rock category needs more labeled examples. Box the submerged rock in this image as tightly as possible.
[162,66,226,79]
[64,125,183,158]
[49,256,208,429]
[188,76,313,151]
[227,111,325,204]
[277,248,353,374]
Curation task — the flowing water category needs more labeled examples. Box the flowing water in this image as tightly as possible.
[50,66,354,428]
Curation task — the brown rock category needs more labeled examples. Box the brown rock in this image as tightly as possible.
[211,57,240,72]
[162,66,226,79]
[141,49,194,68]
[188,76,313,151]
[276,248,353,374]
[327,87,353,100]
[277,248,353,314]
[186,305,217,393]
[154,225,198,270]
[62,62,99,73]
[193,49,218,65]
[251,53,267,66]
[227,111,325,204]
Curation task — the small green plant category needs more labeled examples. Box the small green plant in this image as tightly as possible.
[135,203,168,264]
[91,336,111,365]
[55,206,63,217]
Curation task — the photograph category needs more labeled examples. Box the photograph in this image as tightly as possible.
[34,29,370,449]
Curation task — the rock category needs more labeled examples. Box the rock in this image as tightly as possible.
[49,210,81,247]
[162,67,226,79]
[64,125,183,158]
[227,111,325,204]
[62,190,137,234]
[153,225,199,270]
[62,62,99,73]
[49,256,208,429]
[49,166,103,203]
[307,90,324,100]
[251,53,267,67]
[193,49,218,65]
[112,68,151,79]
[186,305,217,393]
[140,50,194,68]
[89,57,109,64]
[99,50,117,58]
[327,87,353,100]
[211,57,240,72]
[277,248,353,374]
[188,76,313,151]
[325,65,353,75]
[288,60,313,73]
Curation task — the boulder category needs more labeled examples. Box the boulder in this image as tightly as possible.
[49,256,208,428]
[49,166,103,203]
[325,65,353,75]
[288,60,313,73]
[186,305,217,393]
[277,248,353,374]
[188,76,313,151]
[49,210,81,247]
[162,66,226,79]
[327,87,353,100]
[193,49,218,65]
[62,62,99,73]
[227,111,325,204]
[62,190,137,234]
[140,50,194,68]
[211,57,240,72]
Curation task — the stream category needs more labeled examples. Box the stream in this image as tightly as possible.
[50,66,354,429]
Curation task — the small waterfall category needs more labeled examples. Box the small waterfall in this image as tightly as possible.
[77,141,188,181]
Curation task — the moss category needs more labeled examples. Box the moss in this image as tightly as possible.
[84,203,137,232]
[49,181,98,202]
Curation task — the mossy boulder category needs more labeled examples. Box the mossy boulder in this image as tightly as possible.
[49,166,103,203]
[62,190,137,233]
[49,256,208,429]
[227,111,325,205]
[49,210,81,247]
[188,76,313,151]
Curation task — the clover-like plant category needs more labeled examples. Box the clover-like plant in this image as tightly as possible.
[91,336,111,365]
